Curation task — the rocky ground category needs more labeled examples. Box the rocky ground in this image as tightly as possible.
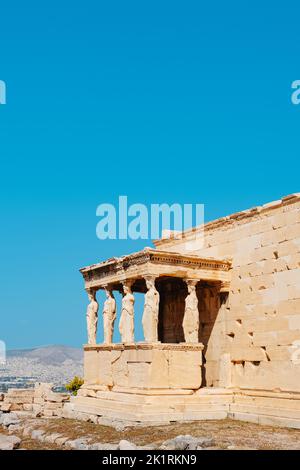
[1,412,300,450]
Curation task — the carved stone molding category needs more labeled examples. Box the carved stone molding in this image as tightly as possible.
[80,248,231,289]
[84,342,204,352]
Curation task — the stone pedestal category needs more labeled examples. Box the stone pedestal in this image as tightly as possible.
[83,342,204,390]
[72,343,206,422]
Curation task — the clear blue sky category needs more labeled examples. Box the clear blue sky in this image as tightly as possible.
[0,1,299,349]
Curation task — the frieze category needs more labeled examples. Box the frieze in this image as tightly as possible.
[149,253,230,271]
[81,248,231,284]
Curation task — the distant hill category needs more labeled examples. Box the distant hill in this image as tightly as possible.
[7,345,83,365]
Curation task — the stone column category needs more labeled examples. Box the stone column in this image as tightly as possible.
[142,276,160,342]
[103,286,116,344]
[119,281,135,343]
[183,279,199,343]
[86,289,99,344]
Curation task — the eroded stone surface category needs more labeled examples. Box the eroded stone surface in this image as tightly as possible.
[0,434,21,450]
[160,434,214,450]
[118,439,137,450]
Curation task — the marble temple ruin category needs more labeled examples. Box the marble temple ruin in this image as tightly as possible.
[69,193,300,428]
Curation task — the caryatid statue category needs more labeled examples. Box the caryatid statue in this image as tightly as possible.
[142,277,159,342]
[119,281,135,343]
[103,287,116,344]
[183,280,199,343]
[86,289,99,344]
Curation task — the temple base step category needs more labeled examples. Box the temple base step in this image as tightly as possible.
[63,388,300,429]
[68,388,232,424]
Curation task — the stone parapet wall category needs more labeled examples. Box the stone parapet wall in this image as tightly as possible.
[0,383,70,417]
[0,388,34,412]
[83,343,204,391]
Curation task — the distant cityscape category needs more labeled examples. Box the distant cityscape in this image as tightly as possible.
[0,345,83,393]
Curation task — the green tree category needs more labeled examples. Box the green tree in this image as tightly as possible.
[65,376,84,396]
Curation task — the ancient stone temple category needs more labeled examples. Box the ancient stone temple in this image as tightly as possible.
[70,194,300,428]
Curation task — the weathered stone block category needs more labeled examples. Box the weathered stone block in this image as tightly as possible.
[98,350,113,386]
[230,346,267,362]
[149,349,169,388]
[168,351,202,389]
[287,315,300,330]
[0,435,21,450]
[278,299,300,315]
[23,403,33,411]
[128,362,151,388]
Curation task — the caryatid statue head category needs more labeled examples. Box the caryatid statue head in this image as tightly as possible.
[145,277,156,291]
[87,289,96,302]
[104,286,113,299]
[122,281,132,295]
[187,280,198,294]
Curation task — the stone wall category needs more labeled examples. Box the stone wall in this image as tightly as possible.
[154,194,300,392]
[33,383,70,417]
[83,343,203,390]
[0,388,34,412]
[0,384,69,417]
